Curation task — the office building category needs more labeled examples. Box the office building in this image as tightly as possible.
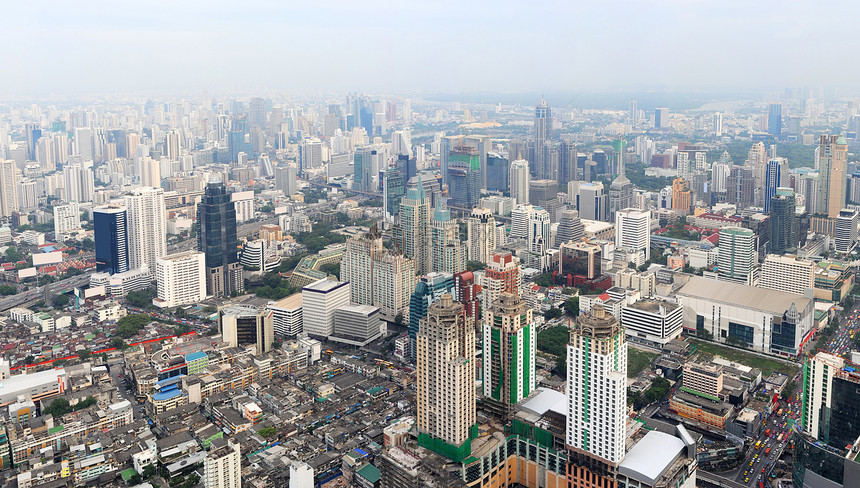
[760,254,815,296]
[671,178,691,213]
[529,179,558,206]
[527,206,551,266]
[717,227,757,285]
[620,299,683,348]
[53,202,81,240]
[555,209,585,247]
[467,207,497,263]
[615,208,651,265]
[416,294,476,461]
[430,201,465,274]
[482,292,536,416]
[383,167,405,218]
[534,98,552,179]
[801,352,845,441]
[341,225,384,306]
[231,190,255,223]
[726,166,756,210]
[567,304,627,464]
[125,186,166,271]
[835,208,859,253]
[818,135,848,219]
[486,153,509,192]
[768,102,782,139]
[0,160,19,217]
[203,439,242,488]
[332,304,383,346]
[154,251,207,309]
[408,273,454,358]
[655,107,669,128]
[219,304,274,355]
[576,182,607,221]
[769,187,798,254]
[482,251,522,309]
[301,278,350,339]
[198,181,243,297]
[509,159,530,205]
[763,158,789,212]
[557,240,606,287]
[447,146,481,209]
[274,166,297,197]
[395,178,431,275]
[677,276,813,356]
[267,293,303,338]
[93,205,130,275]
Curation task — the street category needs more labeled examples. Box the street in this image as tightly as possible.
[0,272,92,312]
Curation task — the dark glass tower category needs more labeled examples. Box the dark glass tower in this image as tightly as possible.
[769,188,798,254]
[198,181,243,296]
[93,206,129,274]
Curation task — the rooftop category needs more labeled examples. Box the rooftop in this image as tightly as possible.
[270,292,302,310]
[618,430,685,485]
[677,276,811,315]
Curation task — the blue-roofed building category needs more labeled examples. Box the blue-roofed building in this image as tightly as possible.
[185,351,209,375]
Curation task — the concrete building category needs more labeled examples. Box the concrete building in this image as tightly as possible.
[835,208,859,253]
[416,294,476,461]
[717,227,757,285]
[759,254,815,296]
[620,299,683,348]
[615,208,651,265]
[395,178,431,275]
[0,367,68,407]
[219,305,274,355]
[430,201,465,275]
[203,439,241,488]
[331,304,383,346]
[801,352,845,441]
[567,304,627,464]
[301,279,350,339]
[482,251,522,308]
[53,202,81,240]
[267,293,303,338]
[677,276,814,357]
[467,207,497,264]
[230,190,255,223]
[482,292,535,417]
[125,186,167,271]
[153,251,206,309]
[682,362,724,398]
[509,159,530,205]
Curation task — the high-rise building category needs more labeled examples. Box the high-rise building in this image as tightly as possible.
[408,272,454,362]
[482,251,522,307]
[818,135,848,219]
[154,251,207,309]
[486,153,509,192]
[529,179,558,206]
[447,146,481,209]
[509,159,530,206]
[373,251,417,323]
[383,168,405,219]
[125,187,166,272]
[763,157,789,212]
[555,208,585,247]
[760,254,814,296]
[341,225,384,306]
[219,304,274,355]
[711,162,730,194]
[835,208,859,254]
[0,166,19,218]
[165,129,181,160]
[467,207,497,264]
[93,205,129,275]
[482,292,536,416]
[567,304,627,464]
[395,179,431,275]
[527,206,551,266]
[655,107,669,128]
[274,166,297,197]
[768,102,783,139]
[53,202,81,240]
[416,294,476,460]
[332,304,383,347]
[453,270,480,330]
[671,178,691,213]
[198,181,243,297]
[608,168,633,222]
[301,278,350,339]
[717,227,757,285]
[430,201,465,274]
[533,98,552,179]
[769,187,798,254]
[267,293,303,338]
[628,98,638,126]
[615,208,651,265]
[203,439,241,488]
[726,166,756,210]
[801,352,845,441]
[576,182,607,221]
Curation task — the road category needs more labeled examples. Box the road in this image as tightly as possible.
[108,359,145,422]
[0,273,92,312]
[729,406,796,486]
[821,301,860,357]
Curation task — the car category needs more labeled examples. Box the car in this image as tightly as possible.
[750,461,755,467]
[744,478,750,483]
[762,468,766,474]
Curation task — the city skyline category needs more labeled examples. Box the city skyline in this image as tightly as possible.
[3,1,860,98]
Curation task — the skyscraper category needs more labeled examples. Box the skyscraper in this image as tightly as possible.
[447,146,481,209]
[628,98,638,126]
[155,251,207,309]
[165,129,181,160]
[301,279,350,339]
[768,102,783,139]
[430,201,465,275]
[124,187,166,272]
[555,209,585,247]
[769,188,798,254]
[818,135,848,219]
[801,352,845,441]
[396,179,431,275]
[482,251,522,308]
[93,205,129,275]
[615,208,651,264]
[341,225,384,306]
[482,292,536,417]
[485,153,509,192]
[533,98,552,178]
[0,161,19,217]
[608,163,633,221]
[527,206,551,267]
[219,304,275,355]
[408,272,454,362]
[509,159,530,205]
[197,181,243,297]
[576,182,607,221]
[671,178,691,213]
[655,107,669,128]
[467,207,497,264]
[416,294,476,460]
[763,157,789,212]
[567,304,627,464]
[717,227,757,285]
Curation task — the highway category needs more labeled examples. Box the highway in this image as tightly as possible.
[0,273,92,312]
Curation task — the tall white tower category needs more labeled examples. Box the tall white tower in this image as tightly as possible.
[124,186,167,271]
[509,159,530,205]
[615,208,651,262]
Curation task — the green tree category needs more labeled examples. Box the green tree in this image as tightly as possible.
[0,284,16,295]
[78,349,91,360]
[126,288,156,308]
[142,464,157,479]
[43,398,71,417]
[258,426,277,438]
[24,355,35,365]
[564,297,579,316]
[129,473,143,485]
[116,314,151,338]
[543,307,563,320]
[53,294,70,308]
[466,261,487,272]
[4,247,23,262]
[537,326,569,357]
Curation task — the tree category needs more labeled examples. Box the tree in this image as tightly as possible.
[0,284,16,295]
[126,288,156,308]
[3,246,23,263]
[466,261,487,272]
[533,272,554,287]
[259,426,277,439]
[53,294,70,308]
[43,398,71,417]
[555,355,567,378]
[78,349,91,360]
[628,262,637,269]
[129,473,143,486]
[142,464,157,479]
[111,337,127,350]
[564,297,579,316]
[543,307,563,320]
[394,312,404,325]
[537,326,569,357]
[116,314,151,338]
[24,355,35,365]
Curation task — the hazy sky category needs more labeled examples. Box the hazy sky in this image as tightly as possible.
[3,1,858,98]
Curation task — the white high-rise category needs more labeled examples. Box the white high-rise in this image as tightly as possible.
[711,162,730,193]
[567,304,627,464]
[467,207,497,263]
[140,157,161,188]
[53,202,81,239]
[0,160,17,217]
[760,254,814,296]
[527,207,551,260]
[301,279,350,338]
[801,352,845,440]
[125,187,167,271]
[203,439,241,488]
[717,227,757,285]
[154,251,207,308]
[63,164,94,203]
[615,208,651,263]
[509,159,530,205]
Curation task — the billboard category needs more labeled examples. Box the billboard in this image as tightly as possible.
[17,267,37,279]
[33,251,63,266]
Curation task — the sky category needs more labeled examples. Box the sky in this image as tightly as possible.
[2,0,859,99]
